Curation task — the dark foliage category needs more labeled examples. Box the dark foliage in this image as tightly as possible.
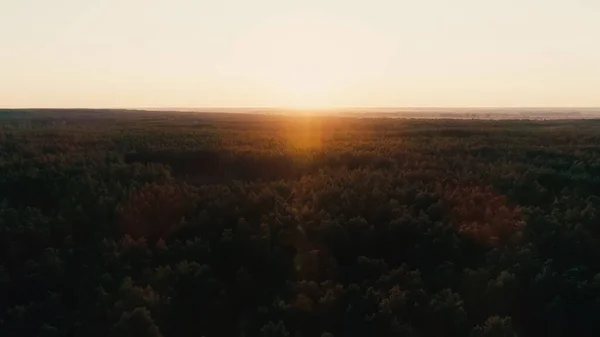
[2,109,600,336]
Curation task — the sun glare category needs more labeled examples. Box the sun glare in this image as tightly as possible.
[276,75,336,110]
[219,13,390,109]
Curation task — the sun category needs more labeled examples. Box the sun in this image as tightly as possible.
[220,13,388,109]
[275,75,337,110]
[252,39,346,110]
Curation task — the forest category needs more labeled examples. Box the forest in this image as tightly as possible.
[1,109,600,337]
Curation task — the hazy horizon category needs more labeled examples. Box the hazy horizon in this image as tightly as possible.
[2,0,600,108]
[0,105,600,111]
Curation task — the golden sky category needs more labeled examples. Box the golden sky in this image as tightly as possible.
[1,0,599,108]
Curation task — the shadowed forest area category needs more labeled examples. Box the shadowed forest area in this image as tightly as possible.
[2,109,600,337]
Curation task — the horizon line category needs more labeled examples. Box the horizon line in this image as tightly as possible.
[2,106,600,111]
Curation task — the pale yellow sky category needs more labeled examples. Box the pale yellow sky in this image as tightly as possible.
[1,0,599,108]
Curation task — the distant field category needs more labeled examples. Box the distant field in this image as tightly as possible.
[2,109,600,337]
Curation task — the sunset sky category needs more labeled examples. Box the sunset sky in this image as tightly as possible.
[1,0,599,108]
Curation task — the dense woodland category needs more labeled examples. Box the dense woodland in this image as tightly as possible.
[1,109,600,337]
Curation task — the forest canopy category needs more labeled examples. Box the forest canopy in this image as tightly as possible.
[1,109,600,337]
